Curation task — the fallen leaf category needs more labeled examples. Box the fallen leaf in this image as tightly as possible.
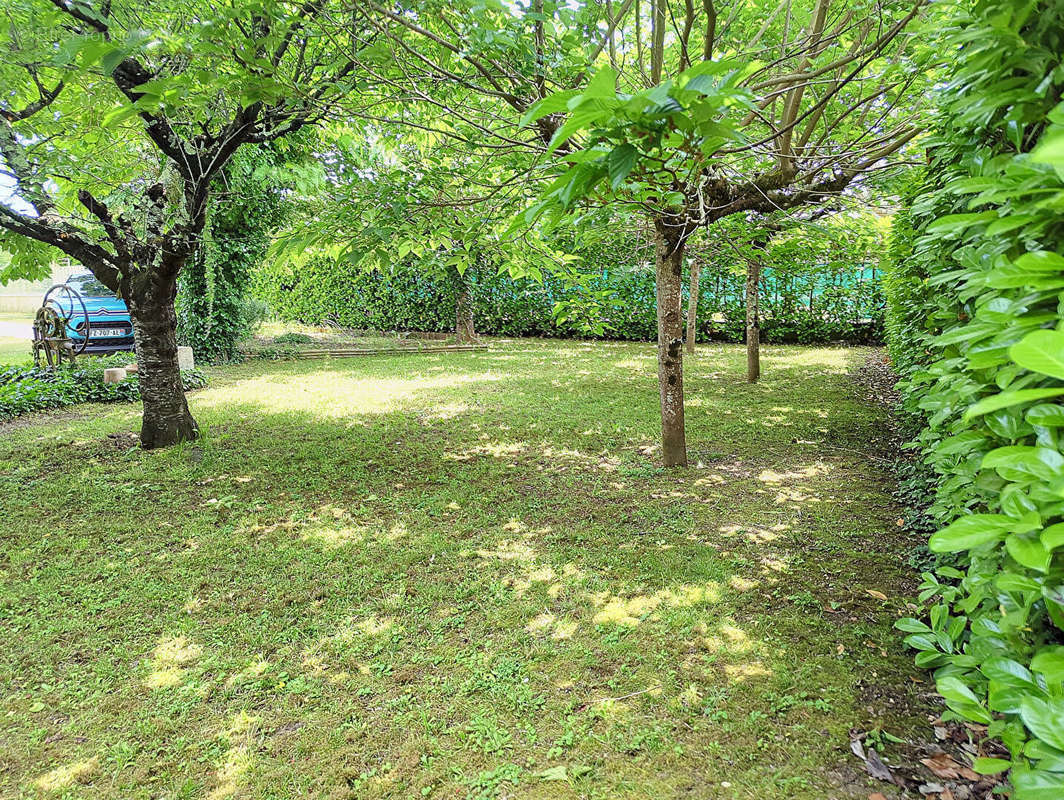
[869,794,889,800]
[535,766,569,782]
[851,738,866,761]
[864,748,894,783]
[866,589,888,601]
[921,752,961,779]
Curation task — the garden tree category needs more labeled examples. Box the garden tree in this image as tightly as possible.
[269,128,579,342]
[679,203,887,378]
[362,0,930,466]
[0,0,375,447]
[742,227,772,383]
[685,250,702,354]
[678,228,720,353]
[178,135,318,362]
[731,206,844,382]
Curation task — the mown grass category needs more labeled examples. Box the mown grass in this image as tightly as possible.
[245,321,460,356]
[0,338,29,365]
[0,340,923,799]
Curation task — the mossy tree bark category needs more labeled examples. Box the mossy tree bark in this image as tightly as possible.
[127,269,198,449]
[685,256,701,355]
[655,217,688,467]
[746,258,761,383]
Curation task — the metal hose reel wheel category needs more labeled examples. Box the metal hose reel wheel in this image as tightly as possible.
[43,283,90,356]
[32,283,91,366]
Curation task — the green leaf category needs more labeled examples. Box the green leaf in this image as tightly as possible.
[535,765,569,781]
[581,66,618,100]
[982,446,1064,482]
[1011,330,1064,380]
[983,657,1036,687]
[1027,403,1064,427]
[966,388,1064,417]
[1032,647,1064,686]
[895,617,931,633]
[924,212,997,235]
[1014,251,1064,272]
[101,104,141,128]
[1032,127,1064,172]
[100,47,128,76]
[937,676,993,723]
[1007,533,1052,573]
[607,144,638,189]
[519,89,581,127]
[1042,523,1064,551]
[986,215,1041,236]
[972,757,1011,775]
[1020,696,1064,752]
[546,108,605,154]
[1012,768,1064,800]
[929,514,1016,552]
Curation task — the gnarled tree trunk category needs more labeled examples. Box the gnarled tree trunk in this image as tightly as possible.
[654,218,687,467]
[128,271,198,449]
[745,258,761,383]
[685,256,700,354]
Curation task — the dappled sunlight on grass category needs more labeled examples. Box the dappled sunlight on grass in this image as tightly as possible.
[444,440,529,461]
[196,367,502,418]
[0,341,923,799]
[724,660,775,682]
[206,712,260,800]
[144,635,203,689]
[34,758,100,791]
[587,582,723,627]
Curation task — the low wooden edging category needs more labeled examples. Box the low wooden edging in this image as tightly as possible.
[290,344,488,359]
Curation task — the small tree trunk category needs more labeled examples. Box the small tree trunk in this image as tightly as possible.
[685,256,700,354]
[654,219,687,467]
[746,259,761,383]
[455,272,475,343]
[128,273,199,449]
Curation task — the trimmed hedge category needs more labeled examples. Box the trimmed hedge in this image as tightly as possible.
[884,2,1064,795]
[252,255,884,344]
[0,355,208,420]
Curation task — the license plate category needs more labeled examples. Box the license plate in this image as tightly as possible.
[90,328,127,338]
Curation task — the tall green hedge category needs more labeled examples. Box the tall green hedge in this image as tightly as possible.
[883,2,1064,795]
[252,255,884,344]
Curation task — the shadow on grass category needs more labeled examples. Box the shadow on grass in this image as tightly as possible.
[0,343,919,799]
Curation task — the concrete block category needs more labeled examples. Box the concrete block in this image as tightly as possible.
[177,346,194,371]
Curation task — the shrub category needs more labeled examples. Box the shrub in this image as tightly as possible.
[272,332,314,345]
[884,2,1064,796]
[0,354,207,420]
[252,255,884,345]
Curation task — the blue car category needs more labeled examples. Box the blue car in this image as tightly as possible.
[55,272,137,354]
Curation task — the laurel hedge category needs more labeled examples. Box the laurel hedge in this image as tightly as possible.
[883,2,1064,795]
[251,255,884,344]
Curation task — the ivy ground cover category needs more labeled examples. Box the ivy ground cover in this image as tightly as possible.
[2,341,922,799]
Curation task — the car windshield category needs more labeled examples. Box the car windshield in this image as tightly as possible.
[69,275,113,298]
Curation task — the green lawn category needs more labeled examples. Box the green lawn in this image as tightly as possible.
[245,320,463,356]
[0,340,922,799]
[0,338,30,365]
[0,310,32,365]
